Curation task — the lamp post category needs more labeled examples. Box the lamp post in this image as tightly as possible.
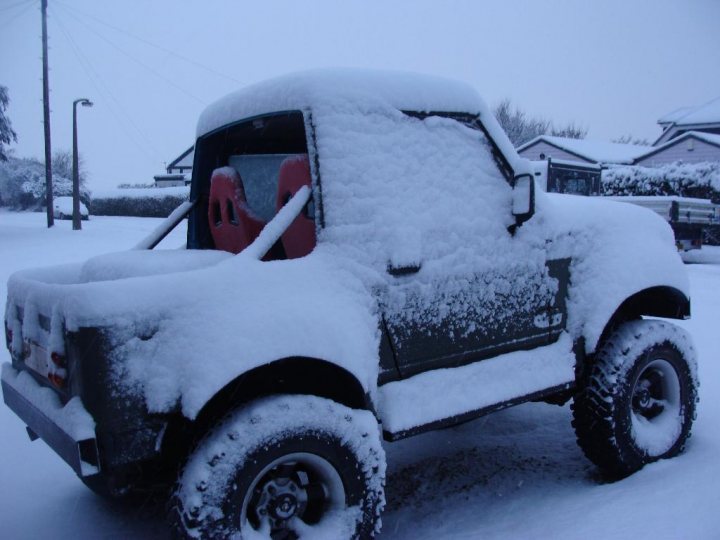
[72,98,93,230]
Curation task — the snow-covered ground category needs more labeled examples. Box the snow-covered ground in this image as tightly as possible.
[0,209,718,539]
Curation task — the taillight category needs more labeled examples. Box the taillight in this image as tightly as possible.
[48,372,66,389]
[50,351,67,369]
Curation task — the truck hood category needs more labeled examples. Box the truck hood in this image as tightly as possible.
[519,191,690,352]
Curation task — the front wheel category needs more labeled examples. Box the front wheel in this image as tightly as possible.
[572,319,699,479]
[170,395,386,539]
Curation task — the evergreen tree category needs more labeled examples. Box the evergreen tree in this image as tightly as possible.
[0,85,18,162]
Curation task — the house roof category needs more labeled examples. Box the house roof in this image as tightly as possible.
[658,96,720,127]
[517,135,650,164]
[634,130,720,163]
[167,146,194,170]
[658,106,696,126]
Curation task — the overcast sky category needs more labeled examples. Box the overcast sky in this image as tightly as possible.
[2,0,719,190]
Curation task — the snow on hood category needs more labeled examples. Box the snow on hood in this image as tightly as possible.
[519,190,689,352]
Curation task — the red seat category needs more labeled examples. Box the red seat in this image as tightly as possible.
[276,155,316,259]
[208,167,265,254]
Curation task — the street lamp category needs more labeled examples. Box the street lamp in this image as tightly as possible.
[72,98,93,230]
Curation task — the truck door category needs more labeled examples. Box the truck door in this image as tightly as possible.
[383,255,564,378]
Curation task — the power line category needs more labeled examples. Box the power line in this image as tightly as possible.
[49,4,161,163]
[55,0,244,86]
[0,0,33,14]
[55,2,205,105]
[0,0,35,31]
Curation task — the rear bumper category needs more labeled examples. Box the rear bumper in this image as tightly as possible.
[1,363,100,477]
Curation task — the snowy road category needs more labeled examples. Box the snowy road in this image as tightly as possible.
[0,211,718,539]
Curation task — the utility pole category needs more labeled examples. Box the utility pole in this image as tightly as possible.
[41,0,53,228]
[72,98,92,230]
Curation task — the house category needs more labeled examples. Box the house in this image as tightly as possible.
[154,146,194,187]
[654,96,720,146]
[634,131,720,167]
[517,135,650,166]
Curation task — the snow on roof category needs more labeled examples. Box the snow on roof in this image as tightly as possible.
[691,131,720,146]
[634,130,720,162]
[166,146,194,171]
[658,106,696,125]
[197,69,486,138]
[658,96,720,126]
[518,135,650,164]
[196,68,530,178]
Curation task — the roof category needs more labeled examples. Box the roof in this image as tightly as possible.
[658,96,720,127]
[196,68,529,177]
[197,69,485,137]
[167,146,194,171]
[658,106,696,126]
[634,130,720,163]
[517,135,650,164]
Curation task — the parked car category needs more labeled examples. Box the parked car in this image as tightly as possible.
[605,195,719,251]
[52,196,89,220]
[3,70,698,539]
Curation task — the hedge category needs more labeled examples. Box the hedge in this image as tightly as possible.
[601,161,720,202]
[90,186,190,217]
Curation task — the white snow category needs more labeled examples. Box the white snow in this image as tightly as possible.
[53,196,88,218]
[0,211,718,539]
[520,191,689,353]
[1,363,96,442]
[519,135,650,164]
[196,68,532,178]
[378,333,575,433]
[661,96,720,126]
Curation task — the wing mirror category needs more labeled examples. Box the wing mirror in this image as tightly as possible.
[511,173,535,225]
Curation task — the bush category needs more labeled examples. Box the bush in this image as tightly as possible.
[602,161,720,202]
[90,186,189,217]
[0,155,90,209]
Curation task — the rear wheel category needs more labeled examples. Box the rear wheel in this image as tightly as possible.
[170,395,385,539]
[572,319,698,478]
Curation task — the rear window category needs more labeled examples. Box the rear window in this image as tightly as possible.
[227,154,298,222]
[188,111,309,249]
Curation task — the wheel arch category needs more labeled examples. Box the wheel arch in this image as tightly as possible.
[596,286,690,352]
[160,357,374,466]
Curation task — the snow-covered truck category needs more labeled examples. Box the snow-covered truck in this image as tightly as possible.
[2,70,699,539]
[604,195,719,251]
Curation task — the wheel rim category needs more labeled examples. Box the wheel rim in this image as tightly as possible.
[241,452,346,539]
[630,358,683,456]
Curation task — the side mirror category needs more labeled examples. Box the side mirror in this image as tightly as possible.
[512,173,535,225]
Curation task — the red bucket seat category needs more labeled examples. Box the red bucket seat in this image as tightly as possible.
[208,166,265,254]
[276,155,316,259]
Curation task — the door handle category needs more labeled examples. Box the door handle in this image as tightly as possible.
[387,263,422,277]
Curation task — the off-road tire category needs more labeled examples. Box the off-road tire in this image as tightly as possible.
[572,319,698,479]
[169,395,386,539]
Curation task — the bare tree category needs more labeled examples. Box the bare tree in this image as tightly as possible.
[493,99,587,146]
[551,122,588,139]
[493,99,549,147]
[612,134,651,146]
[0,85,18,162]
[53,149,87,188]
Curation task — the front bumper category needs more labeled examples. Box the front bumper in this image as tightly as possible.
[1,363,100,477]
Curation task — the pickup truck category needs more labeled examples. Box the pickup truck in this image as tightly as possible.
[604,195,719,251]
[3,70,698,539]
